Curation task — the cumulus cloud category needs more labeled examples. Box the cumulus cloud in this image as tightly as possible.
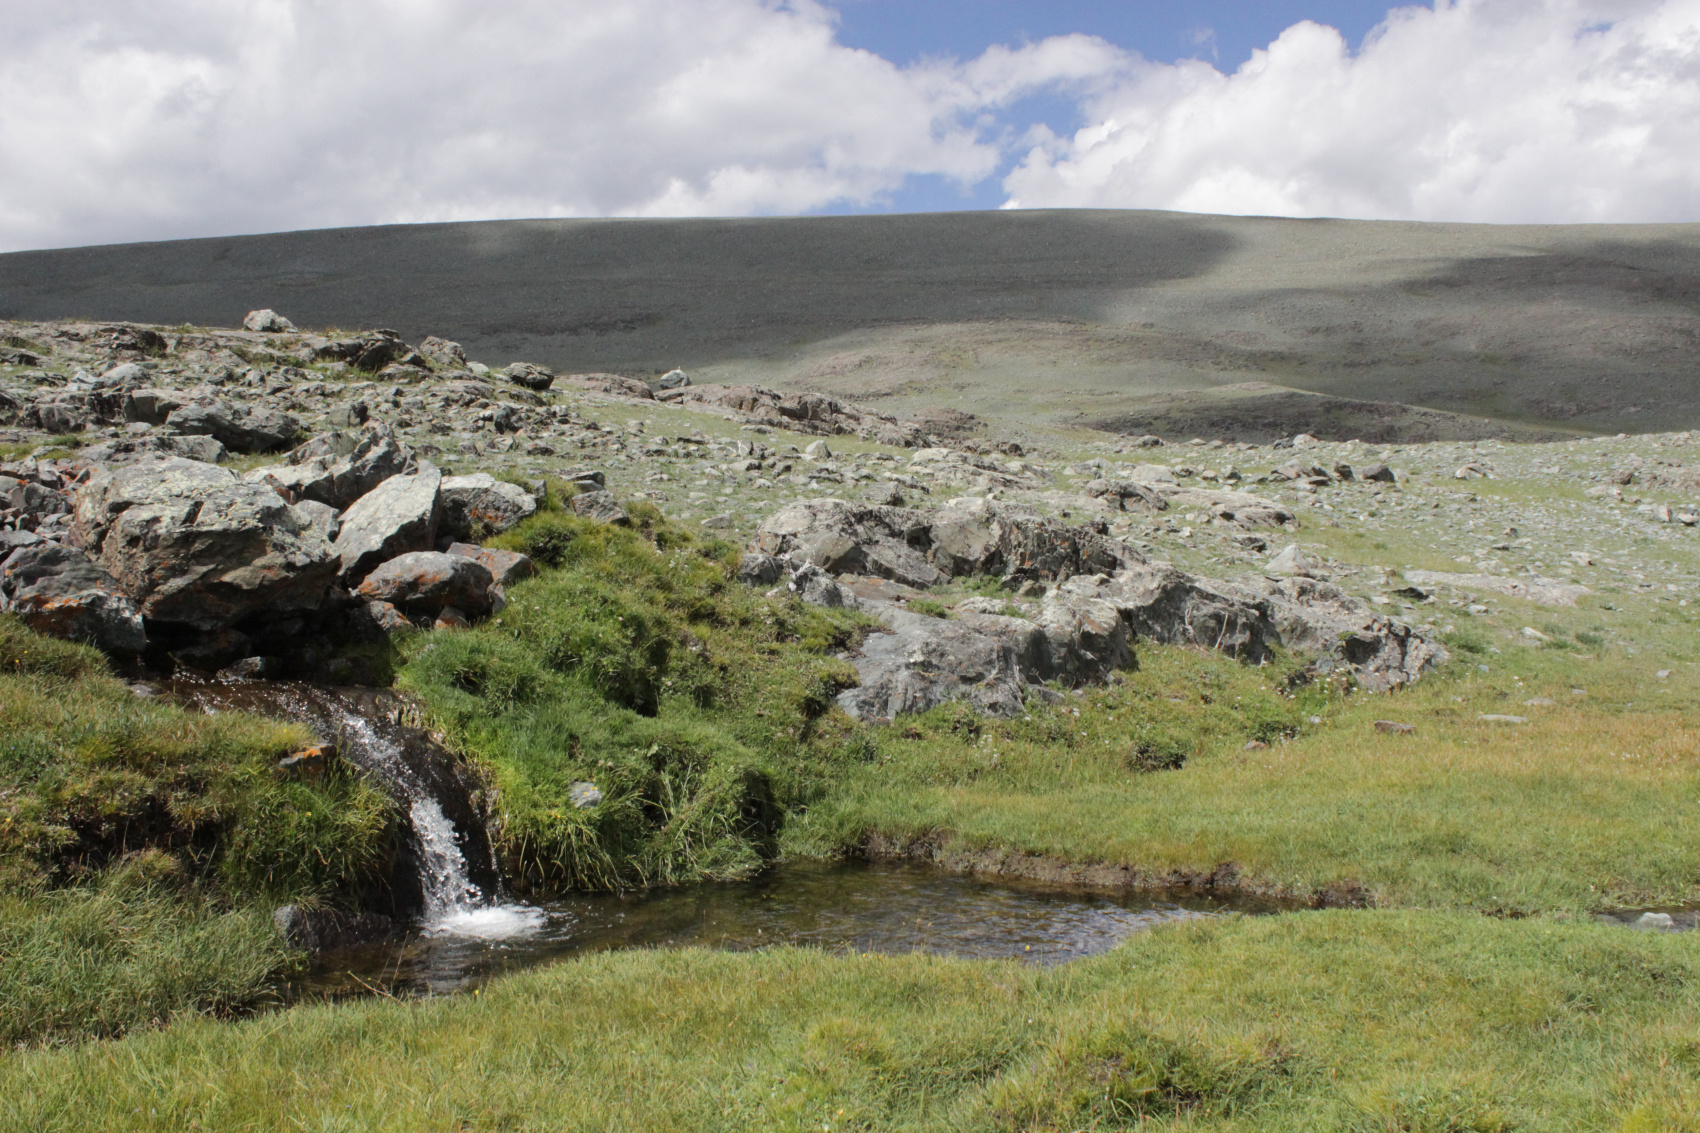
[1002,0,1700,223]
[3,0,1698,251]
[0,0,1114,250]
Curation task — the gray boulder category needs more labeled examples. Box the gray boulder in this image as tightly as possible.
[124,389,188,425]
[0,543,146,654]
[504,362,555,391]
[656,369,691,390]
[166,399,300,453]
[333,465,442,582]
[446,543,537,587]
[243,309,296,333]
[0,475,70,522]
[755,497,1135,590]
[259,424,411,510]
[837,609,1031,722]
[355,551,495,617]
[568,490,628,525]
[439,474,537,540]
[71,456,237,551]
[93,481,338,631]
[77,434,227,465]
[419,337,467,368]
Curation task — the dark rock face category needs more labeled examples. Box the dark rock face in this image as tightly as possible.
[0,543,147,654]
[356,551,495,617]
[333,465,443,582]
[273,905,400,951]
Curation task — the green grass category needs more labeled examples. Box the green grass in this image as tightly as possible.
[788,644,1700,913]
[399,509,871,891]
[5,909,1698,1130]
[0,616,397,1045]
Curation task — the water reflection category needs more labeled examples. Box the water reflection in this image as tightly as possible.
[295,860,1279,999]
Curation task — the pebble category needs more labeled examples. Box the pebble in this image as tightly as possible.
[1477,714,1528,724]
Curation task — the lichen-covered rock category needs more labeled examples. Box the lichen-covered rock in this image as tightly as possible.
[356,551,495,617]
[446,543,536,587]
[94,481,338,631]
[0,543,147,653]
[439,473,537,540]
[71,456,237,551]
[77,434,227,466]
[333,465,442,582]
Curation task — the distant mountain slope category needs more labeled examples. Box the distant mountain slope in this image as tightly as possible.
[4,210,1697,437]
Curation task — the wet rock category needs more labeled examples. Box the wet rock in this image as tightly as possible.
[243,309,295,333]
[221,655,280,682]
[439,473,537,540]
[0,543,147,654]
[445,543,536,588]
[568,489,628,525]
[333,464,443,583]
[272,905,398,951]
[356,551,495,617]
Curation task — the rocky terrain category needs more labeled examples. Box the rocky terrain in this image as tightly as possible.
[4,310,1698,717]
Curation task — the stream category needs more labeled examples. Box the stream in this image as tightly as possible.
[292,860,1277,998]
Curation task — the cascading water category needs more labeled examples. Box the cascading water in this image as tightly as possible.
[170,680,544,940]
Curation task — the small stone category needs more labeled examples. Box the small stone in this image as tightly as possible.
[1373,720,1416,735]
[1477,714,1528,724]
[1521,626,1549,640]
[433,606,470,630]
[1523,697,1555,707]
[1243,740,1269,750]
[569,781,603,809]
[1657,669,1672,678]
[804,440,832,460]
[1638,912,1676,929]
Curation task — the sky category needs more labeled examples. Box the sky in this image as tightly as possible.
[0,0,1698,251]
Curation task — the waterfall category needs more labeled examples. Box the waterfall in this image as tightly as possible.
[172,680,544,940]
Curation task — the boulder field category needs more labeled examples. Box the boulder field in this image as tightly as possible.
[0,311,1458,709]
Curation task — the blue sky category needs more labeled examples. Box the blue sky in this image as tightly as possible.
[833,0,1395,68]
[830,1,1403,213]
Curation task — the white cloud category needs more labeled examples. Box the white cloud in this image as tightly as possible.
[1002,0,1700,223]
[0,0,1109,249]
[4,1,1699,251]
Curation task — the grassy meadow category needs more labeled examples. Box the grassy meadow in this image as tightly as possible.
[5,494,1700,1129]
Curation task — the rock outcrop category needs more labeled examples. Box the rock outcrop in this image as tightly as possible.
[751,496,1445,721]
[0,543,147,653]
